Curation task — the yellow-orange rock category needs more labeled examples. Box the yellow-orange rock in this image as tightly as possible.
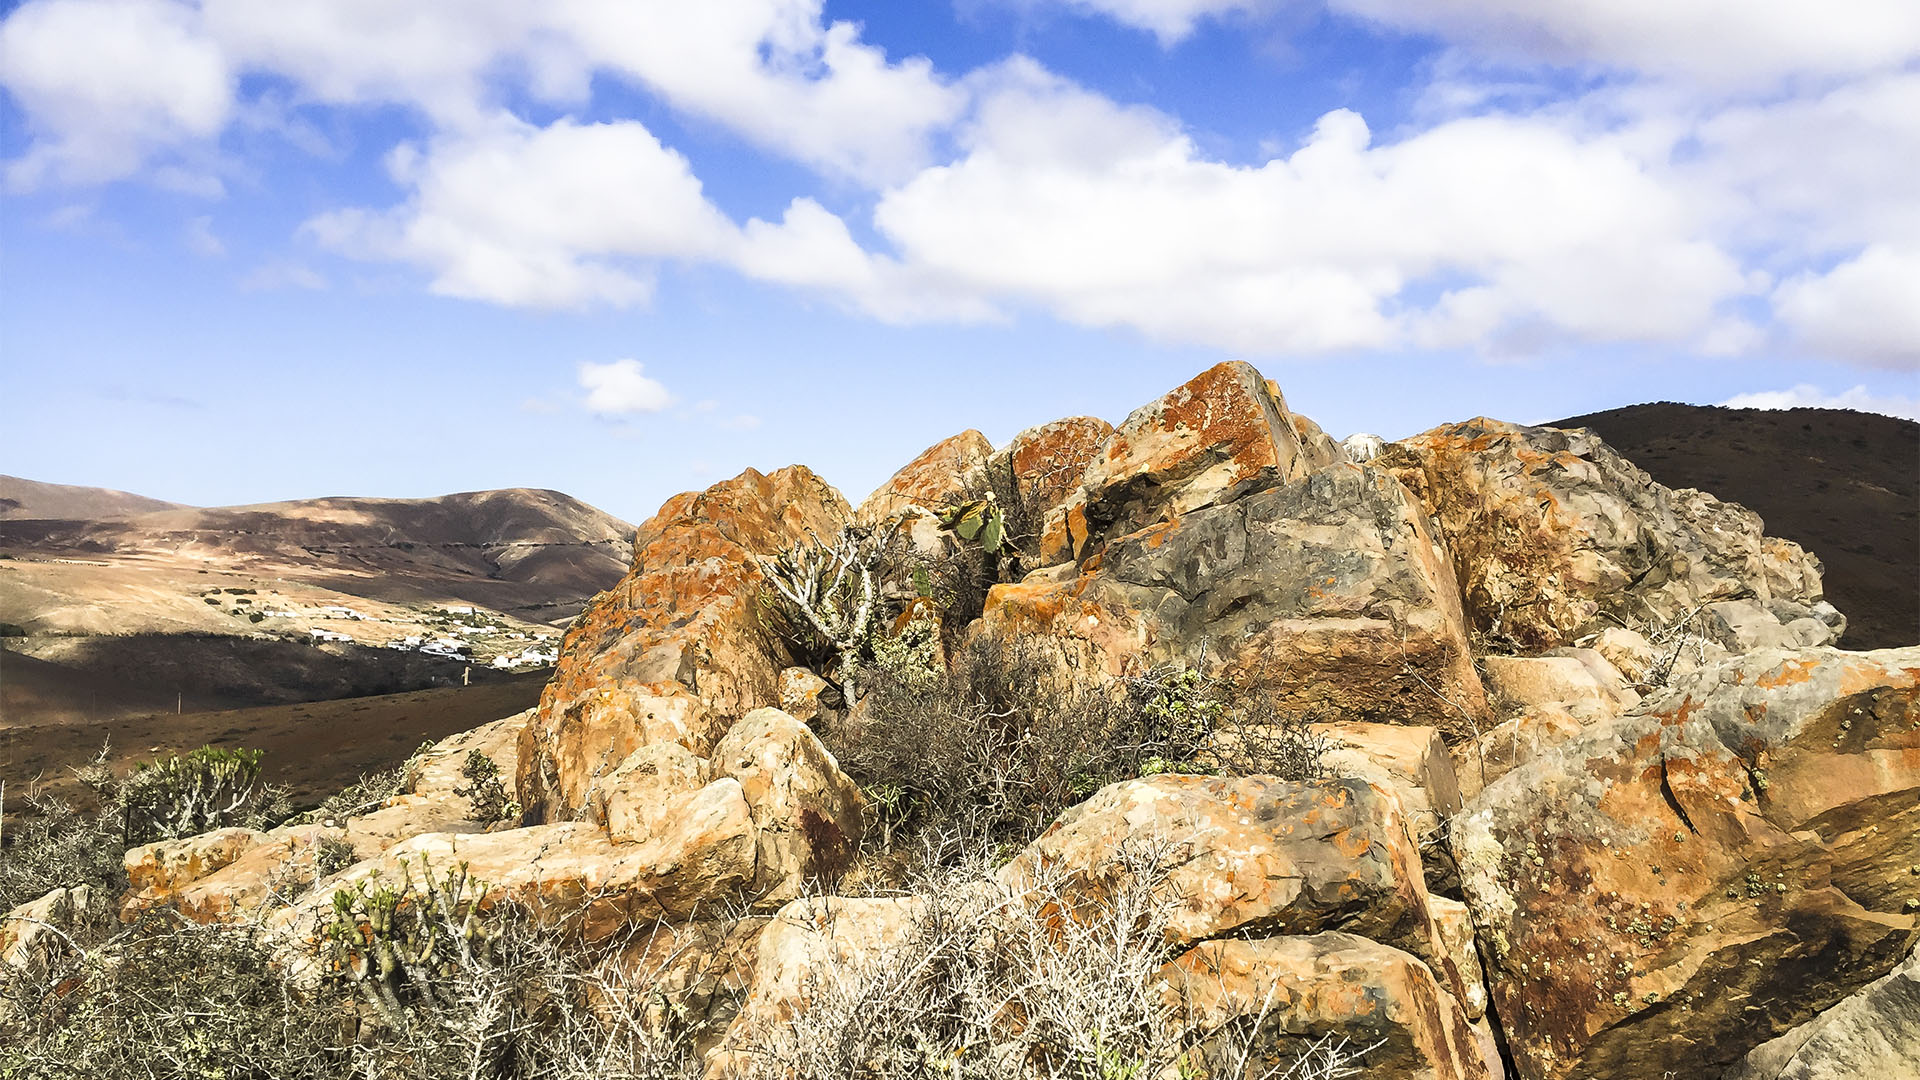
[986,415,1114,553]
[1168,932,1491,1080]
[986,463,1489,731]
[855,429,993,525]
[521,466,849,820]
[1380,419,1835,652]
[603,742,711,846]
[1453,646,1920,1080]
[711,708,865,904]
[1040,361,1312,565]
[999,774,1462,993]
[122,827,266,915]
[1309,722,1465,841]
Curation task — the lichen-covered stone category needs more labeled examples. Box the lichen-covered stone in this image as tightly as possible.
[1040,361,1312,565]
[711,708,865,904]
[520,465,849,821]
[1454,646,1920,1080]
[1168,932,1492,1080]
[1380,419,1833,652]
[987,462,1489,731]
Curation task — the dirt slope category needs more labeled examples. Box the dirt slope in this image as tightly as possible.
[1555,403,1918,650]
[0,475,188,520]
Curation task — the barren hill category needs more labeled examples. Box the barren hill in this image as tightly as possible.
[1555,403,1918,650]
[0,484,635,722]
[0,474,187,520]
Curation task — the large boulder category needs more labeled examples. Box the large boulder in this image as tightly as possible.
[520,466,849,821]
[1721,939,1920,1080]
[121,827,267,914]
[855,429,993,525]
[3,885,93,970]
[985,462,1490,730]
[710,708,866,904]
[984,415,1114,553]
[1168,932,1492,1080]
[281,805,757,942]
[1379,419,1834,652]
[1000,774,1462,991]
[1039,361,1314,565]
[1452,646,1920,1080]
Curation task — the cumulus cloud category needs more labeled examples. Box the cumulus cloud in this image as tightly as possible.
[1721,383,1920,422]
[2,0,957,188]
[1004,0,1277,43]
[868,60,1746,354]
[1331,0,1920,86]
[1771,246,1920,369]
[0,0,232,189]
[305,116,736,308]
[578,359,672,415]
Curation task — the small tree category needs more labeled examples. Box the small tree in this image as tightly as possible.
[756,523,898,703]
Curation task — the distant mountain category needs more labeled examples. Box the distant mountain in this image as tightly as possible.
[0,484,636,722]
[1555,403,1918,651]
[0,474,189,520]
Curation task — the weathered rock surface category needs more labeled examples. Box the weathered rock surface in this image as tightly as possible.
[1721,939,1920,1080]
[986,415,1114,550]
[1380,419,1833,652]
[527,681,720,823]
[1000,774,1460,989]
[2,885,93,969]
[711,708,865,904]
[520,465,849,821]
[1168,932,1492,1080]
[122,827,266,914]
[283,807,757,941]
[1040,361,1313,565]
[776,666,830,723]
[988,462,1490,730]
[603,742,711,846]
[856,429,993,525]
[1310,722,1465,841]
[1453,646,1920,1080]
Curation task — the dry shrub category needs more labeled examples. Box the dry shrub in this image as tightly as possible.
[1,885,705,1080]
[825,632,1330,868]
[722,836,1368,1080]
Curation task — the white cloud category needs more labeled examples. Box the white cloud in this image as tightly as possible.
[0,0,233,189]
[1006,0,1276,43]
[304,116,735,309]
[1771,246,1920,369]
[1721,383,1920,422]
[183,214,224,257]
[868,60,1746,355]
[579,359,672,415]
[1331,0,1920,86]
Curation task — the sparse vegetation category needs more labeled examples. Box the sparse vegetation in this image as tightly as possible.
[454,750,520,824]
[824,631,1329,869]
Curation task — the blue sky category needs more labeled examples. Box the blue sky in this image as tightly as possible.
[2,0,1916,525]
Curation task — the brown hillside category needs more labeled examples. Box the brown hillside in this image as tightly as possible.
[0,474,188,520]
[1554,403,1918,650]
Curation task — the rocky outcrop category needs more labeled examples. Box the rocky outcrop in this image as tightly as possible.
[1040,361,1313,565]
[1453,646,1920,1080]
[987,462,1490,730]
[121,827,266,914]
[1000,775,1461,988]
[855,429,993,525]
[1722,940,1920,1080]
[1311,723,1465,841]
[1168,932,1491,1080]
[520,465,849,821]
[985,415,1114,551]
[2,885,93,969]
[709,708,865,904]
[1380,419,1835,652]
